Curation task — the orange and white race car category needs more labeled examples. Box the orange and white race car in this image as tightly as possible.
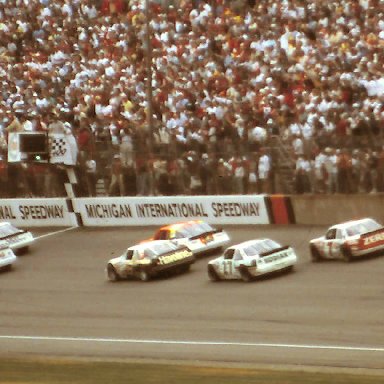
[309,218,384,262]
[147,220,230,256]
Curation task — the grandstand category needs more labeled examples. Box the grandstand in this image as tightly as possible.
[0,0,383,197]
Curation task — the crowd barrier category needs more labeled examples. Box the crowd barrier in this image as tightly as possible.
[0,195,294,227]
[290,194,384,226]
[1,194,382,227]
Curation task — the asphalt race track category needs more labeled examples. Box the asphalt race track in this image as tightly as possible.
[0,225,383,372]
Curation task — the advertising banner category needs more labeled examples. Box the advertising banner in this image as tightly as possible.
[73,195,270,226]
[0,198,79,227]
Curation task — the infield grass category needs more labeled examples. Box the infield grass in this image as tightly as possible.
[0,358,383,384]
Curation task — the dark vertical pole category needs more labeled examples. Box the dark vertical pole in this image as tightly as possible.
[145,0,154,150]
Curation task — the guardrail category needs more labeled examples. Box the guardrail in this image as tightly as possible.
[1,194,382,227]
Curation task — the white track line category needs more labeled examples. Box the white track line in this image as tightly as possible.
[34,227,78,240]
[0,336,383,352]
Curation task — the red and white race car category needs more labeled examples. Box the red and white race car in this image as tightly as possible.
[309,218,384,262]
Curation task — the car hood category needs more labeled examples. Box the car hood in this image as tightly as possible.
[310,236,325,243]
[108,255,123,265]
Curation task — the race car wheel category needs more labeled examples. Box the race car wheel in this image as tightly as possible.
[207,265,220,282]
[341,245,353,262]
[310,245,322,262]
[138,269,150,282]
[17,246,29,255]
[239,266,253,282]
[1,264,12,272]
[107,264,120,282]
[286,265,294,273]
[180,264,191,273]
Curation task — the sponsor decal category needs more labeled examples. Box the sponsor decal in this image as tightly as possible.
[158,249,192,265]
[19,205,64,220]
[362,232,384,247]
[264,250,291,263]
[212,202,259,217]
[7,236,22,244]
[201,234,213,244]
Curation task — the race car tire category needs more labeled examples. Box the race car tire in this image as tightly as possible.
[138,269,151,282]
[310,245,322,262]
[207,265,220,282]
[239,266,253,282]
[107,264,120,282]
[17,246,29,255]
[180,264,191,273]
[286,265,294,273]
[1,264,12,272]
[341,245,353,262]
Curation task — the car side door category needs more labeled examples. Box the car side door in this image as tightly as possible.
[219,249,242,279]
[118,249,136,277]
[322,228,342,259]
[231,250,244,279]
[218,249,234,278]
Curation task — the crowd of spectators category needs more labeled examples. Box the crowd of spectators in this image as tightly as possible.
[0,0,383,198]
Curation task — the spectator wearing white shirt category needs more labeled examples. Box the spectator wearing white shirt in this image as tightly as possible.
[248,124,267,152]
[258,147,271,194]
[295,154,311,194]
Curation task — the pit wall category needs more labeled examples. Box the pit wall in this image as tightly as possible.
[290,194,384,226]
[0,194,380,227]
[0,195,293,227]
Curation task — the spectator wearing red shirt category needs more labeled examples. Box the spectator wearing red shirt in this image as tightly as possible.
[77,125,95,168]
[100,0,125,15]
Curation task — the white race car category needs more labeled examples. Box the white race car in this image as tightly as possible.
[0,240,17,271]
[207,238,297,282]
[310,217,384,262]
[106,240,195,282]
[147,220,230,256]
[0,222,34,254]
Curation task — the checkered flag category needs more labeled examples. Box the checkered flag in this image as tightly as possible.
[49,133,74,165]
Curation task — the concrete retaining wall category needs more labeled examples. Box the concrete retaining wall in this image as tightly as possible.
[291,194,384,226]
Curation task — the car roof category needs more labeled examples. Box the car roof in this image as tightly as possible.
[158,220,204,231]
[227,238,274,250]
[128,240,173,251]
[329,218,378,230]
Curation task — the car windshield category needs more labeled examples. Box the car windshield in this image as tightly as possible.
[243,239,281,256]
[0,223,22,237]
[346,219,381,236]
[145,242,179,258]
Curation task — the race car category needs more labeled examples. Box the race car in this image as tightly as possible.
[309,217,384,262]
[147,220,230,256]
[207,238,297,282]
[0,240,17,271]
[106,240,195,282]
[0,222,34,254]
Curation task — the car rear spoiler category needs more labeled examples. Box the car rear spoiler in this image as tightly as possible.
[0,230,27,240]
[189,229,222,241]
[259,245,290,257]
[361,227,384,238]
[157,245,192,258]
